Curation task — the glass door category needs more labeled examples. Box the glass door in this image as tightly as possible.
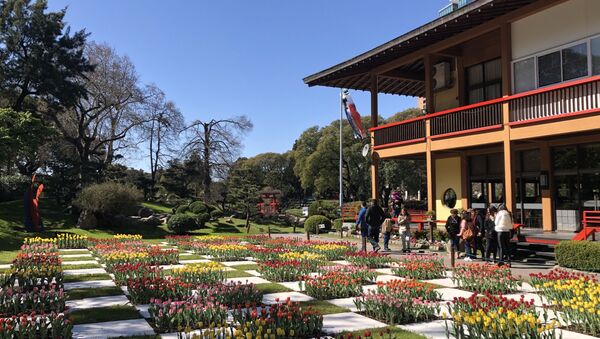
[515,177,542,228]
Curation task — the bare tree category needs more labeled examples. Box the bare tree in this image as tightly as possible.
[183,116,253,203]
[141,84,184,196]
[43,42,145,185]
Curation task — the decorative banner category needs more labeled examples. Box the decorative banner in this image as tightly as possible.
[342,90,367,139]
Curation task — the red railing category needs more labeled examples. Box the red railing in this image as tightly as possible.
[370,75,600,149]
[573,210,600,241]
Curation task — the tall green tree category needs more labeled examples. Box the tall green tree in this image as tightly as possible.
[0,0,93,112]
[227,163,260,233]
[242,152,302,205]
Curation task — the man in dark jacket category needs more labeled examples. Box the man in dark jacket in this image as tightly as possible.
[365,199,385,252]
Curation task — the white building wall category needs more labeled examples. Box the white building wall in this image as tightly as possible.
[511,0,600,60]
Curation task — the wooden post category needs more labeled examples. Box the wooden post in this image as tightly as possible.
[370,74,379,201]
[450,246,456,268]
[306,231,310,241]
[268,225,271,238]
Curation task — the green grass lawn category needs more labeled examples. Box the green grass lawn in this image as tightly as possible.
[141,201,173,214]
[63,273,113,283]
[66,286,124,300]
[68,305,142,325]
[61,256,94,262]
[230,263,259,271]
[225,270,254,279]
[255,283,293,294]
[62,263,103,270]
[298,300,350,315]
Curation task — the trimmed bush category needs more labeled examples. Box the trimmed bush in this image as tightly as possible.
[74,182,142,216]
[285,209,304,218]
[195,213,210,227]
[210,210,223,220]
[556,240,600,272]
[189,201,209,214]
[308,200,339,220]
[304,215,332,234]
[0,174,30,202]
[138,207,153,218]
[167,214,197,234]
[176,204,189,214]
[333,218,343,232]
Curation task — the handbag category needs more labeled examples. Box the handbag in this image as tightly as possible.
[462,223,474,241]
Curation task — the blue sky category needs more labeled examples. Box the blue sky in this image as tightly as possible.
[48,0,443,167]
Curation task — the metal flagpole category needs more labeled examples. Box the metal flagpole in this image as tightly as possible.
[339,89,344,211]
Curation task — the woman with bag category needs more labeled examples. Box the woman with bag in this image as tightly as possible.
[445,209,461,254]
[381,208,394,252]
[482,206,498,262]
[457,211,475,261]
[398,208,411,253]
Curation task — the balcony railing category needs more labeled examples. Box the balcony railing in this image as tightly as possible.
[370,75,600,150]
[509,76,600,124]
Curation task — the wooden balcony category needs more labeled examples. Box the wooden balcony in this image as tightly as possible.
[371,75,600,153]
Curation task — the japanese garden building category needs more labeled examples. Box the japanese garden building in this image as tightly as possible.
[304,0,600,235]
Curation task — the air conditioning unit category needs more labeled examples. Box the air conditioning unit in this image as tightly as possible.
[432,62,451,90]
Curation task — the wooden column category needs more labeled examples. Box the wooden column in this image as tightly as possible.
[540,142,553,231]
[460,152,469,208]
[424,55,435,114]
[426,120,435,211]
[370,74,379,128]
[501,22,514,212]
[370,74,379,200]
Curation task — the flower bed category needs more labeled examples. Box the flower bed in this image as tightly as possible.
[0,285,65,316]
[0,312,72,338]
[355,291,439,325]
[257,260,315,282]
[303,271,363,299]
[100,247,178,270]
[392,254,446,280]
[374,279,441,301]
[10,253,63,290]
[20,243,58,254]
[55,233,88,249]
[195,281,263,308]
[171,262,224,285]
[112,263,163,285]
[247,247,290,261]
[319,265,377,283]
[126,277,193,304]
[149,298,228,333]
[113,234,143,241]
[231,298,323,338]
[530,269,600,336]
[146,246,179,265]
[446,293,557,339]
[309,243,354,260]
[278,251,325,263]
[205,244,250,261]
[452,263,521,294]
[346,251,392,268]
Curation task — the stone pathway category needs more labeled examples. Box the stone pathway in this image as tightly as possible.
[72,319,155,339]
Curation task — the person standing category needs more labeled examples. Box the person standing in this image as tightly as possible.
[495,205,513,266]
[398,208,411,253]
[381,210,394,252]
[457,211,475,261]
[482,206,498,262]
[355,201,368,252]
[365,199,385,252]
[445,209,461,254]
[471,208,485,258]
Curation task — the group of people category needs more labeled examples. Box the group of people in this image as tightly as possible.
[355,199,411,253]
[445,205,514,266]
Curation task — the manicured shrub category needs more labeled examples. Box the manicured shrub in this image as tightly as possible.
[175,204,188,214]
[304,215,331,234]
[210,209,223,219]
[195,213,210,227]
[189,201,214,214]
[0,174,30,202]
[138,207,153,217]
[74,182,142,216]
[308,200,339,220]
[556,240,600,272]
[167,214,197,234]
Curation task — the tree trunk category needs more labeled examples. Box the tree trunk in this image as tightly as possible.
[245,209,251,233]
[202,123,211,203]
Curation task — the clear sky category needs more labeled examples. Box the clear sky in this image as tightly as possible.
[47,0,443,167]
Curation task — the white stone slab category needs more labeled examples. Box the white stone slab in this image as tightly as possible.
[221,260,257,266]
[521,282,537,293]
[362,284,378,293]
[397,319,449,339]
[331,260,351,265]
[64,268,107,276]
[226,276,270,284]
[135,304,150,318]
[0,264,11,269]
[262,291,314,305]
[246,270,262,277]
[278,281,303,292]
[374,268,394,275]
[67,295,130,310]
[64,279,116,290]
[426,278,458,288]
[179,252,192,256]
[558,329,599,339]
[179,259,211,264]
[435,288,475,301]
[72,318,153,339]
[159,264,185,270]
[376,275,404,283]
[326,297,357,312]
[60,249,89,252]
[61,253,93,258]
[322,312,387,334]
[62,260,98,266]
